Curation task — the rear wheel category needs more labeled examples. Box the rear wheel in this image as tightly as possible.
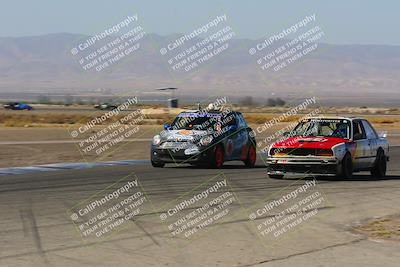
[243,145,256,168]
[210,145,224,168]
[371,150,386,178]
[338,153,353,179]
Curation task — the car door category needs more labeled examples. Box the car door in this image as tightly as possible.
[352,120,370,170]
[218,112,241,160]
[232,113,249,160]
[220,112,238,160]
[361,120,379,167]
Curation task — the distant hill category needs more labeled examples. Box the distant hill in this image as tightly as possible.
[0,33,399,103]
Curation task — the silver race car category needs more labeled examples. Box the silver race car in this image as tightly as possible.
[267,117,389,179]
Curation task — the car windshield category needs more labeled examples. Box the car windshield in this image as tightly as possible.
[291,119,351,139]
[171,113,220,130]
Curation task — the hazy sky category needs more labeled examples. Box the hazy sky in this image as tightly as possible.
[1,0,398,45]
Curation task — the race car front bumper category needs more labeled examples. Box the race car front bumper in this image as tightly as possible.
[266,156,340,176]
[151,144,212,164]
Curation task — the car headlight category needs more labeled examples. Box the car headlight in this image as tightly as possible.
[152,135,161,146]
[200,136,213,146]
[315,149,333,157]
[266,144,274,156]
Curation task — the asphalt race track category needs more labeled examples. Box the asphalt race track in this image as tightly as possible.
[0,148,399,267]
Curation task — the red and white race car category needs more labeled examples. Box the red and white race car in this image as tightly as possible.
[266,117,389,179]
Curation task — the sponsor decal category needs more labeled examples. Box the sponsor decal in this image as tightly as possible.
[298,137,328,143]
[178,130,193,135]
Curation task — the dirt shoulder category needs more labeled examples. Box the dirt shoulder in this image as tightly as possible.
[354,215,400,241]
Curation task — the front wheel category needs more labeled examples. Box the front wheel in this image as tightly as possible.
[338,153,353,179]
[371,150,386,178]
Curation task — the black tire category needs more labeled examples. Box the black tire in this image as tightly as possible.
[268,174,284,179]
[209,145,224,168]
[243,145,257,168]
[338,153,353,179]
[371,150,387,178]
[151,160,165,168]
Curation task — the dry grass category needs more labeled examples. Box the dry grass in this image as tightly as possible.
[1,114,79,127]
[354,216,400,241]
[1,109,399,127]
[242,114,306,124]
[368,119,397,124]
[0,113,177,127]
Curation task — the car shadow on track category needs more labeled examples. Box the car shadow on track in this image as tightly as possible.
[294,174,400,182]
[166,164,267,169]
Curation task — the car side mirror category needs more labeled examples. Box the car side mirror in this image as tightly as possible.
[353,133,363,140]
[163,123,171,130]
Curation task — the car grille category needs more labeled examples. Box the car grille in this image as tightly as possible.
[160,141,193,150]
[270,148,333,157]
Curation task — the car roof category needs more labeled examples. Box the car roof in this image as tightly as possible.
[179,109,239,115]
[305,116,365,121]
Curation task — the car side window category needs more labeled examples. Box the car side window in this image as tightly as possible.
[225,113,237,126]
[361,120,377,139]
[352,120,367,140]
[237,114,247,128]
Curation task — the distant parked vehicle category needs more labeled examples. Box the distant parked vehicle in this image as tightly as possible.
[94,103,118,110]
[3,102,33,110]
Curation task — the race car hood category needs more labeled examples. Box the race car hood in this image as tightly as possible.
[272,136,350,149]
[161,130,208,142]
